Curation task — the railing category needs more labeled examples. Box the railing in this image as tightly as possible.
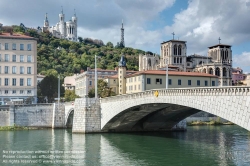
[100,86,250,103]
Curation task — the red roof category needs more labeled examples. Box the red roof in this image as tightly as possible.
[126,70,218,78]
[0,33,35,40]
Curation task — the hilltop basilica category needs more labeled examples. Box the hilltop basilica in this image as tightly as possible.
[42,9,77,41]
[139,37,233,86]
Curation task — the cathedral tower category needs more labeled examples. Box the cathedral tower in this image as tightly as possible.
[44,13,49,27]
[59,7,66,38]
[118,55,126,94]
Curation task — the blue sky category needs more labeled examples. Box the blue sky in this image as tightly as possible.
[0,0,249,72]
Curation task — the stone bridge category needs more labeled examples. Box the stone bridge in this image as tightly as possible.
[69,86,250,133]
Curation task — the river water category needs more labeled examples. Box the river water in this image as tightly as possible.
[0,125,250,166]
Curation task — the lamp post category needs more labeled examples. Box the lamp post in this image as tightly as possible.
[166,58,168,89]
[95,55,97,99]
[58,75,60,108]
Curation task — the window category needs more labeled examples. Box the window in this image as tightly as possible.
[197,80,200,86]
[12,55,16,62]
[212,81,215,86]
[138,85,140,90]
[89,81,92,85]
[20,44,24,50]
[178,79,181,85]
[12,43,16,50]
[5,78,9,86]
[27,67,31,74]
[5,43,8,50]
[27,90,31,94]
[168,79,172,85]
[27,44,31,51]
[12,66,16,74]
[205,80,208,86]
[4,66,8,74]
[5,90,8,94]
[20,78,24,86]
[5,54,9,62]
[156,78,162,84]
[0,43,1,50]
[20,55,24,62]
[134,77,136,82]
[188,80,191,86]
[147,78,151,84]
[0,66,1,74]
[27,55,32,62]
[134,85,136,90]
[20,67,24,74]
[20,90,24,94]
[12,90,16,94]
[12,78,16,86]
[0,78,1,85]
[0,54,1,61]
[27,78,31,86]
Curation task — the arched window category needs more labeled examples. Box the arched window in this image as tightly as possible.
[215,67,220,76]
[174,57,176,63]
[225,50,228,62]
[180,58,182,64]
[223,67,227,77]
[177,57,179,63]
[148,59,151,67]
[221,50,224,62]
[178,45,182,55]
[209,68,213,74]
[174,45,177,55]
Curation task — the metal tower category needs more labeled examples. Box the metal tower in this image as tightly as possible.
[120,20,125,47]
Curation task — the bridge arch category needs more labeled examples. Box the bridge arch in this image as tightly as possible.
[65,108,74,128]
[101,87,250,132]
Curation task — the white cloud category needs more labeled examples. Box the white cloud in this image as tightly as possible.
[233,52,250,66]
[164,0,250,55]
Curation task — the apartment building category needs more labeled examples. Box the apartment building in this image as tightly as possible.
[125,70,218,93]
[0,32,37,104]
[75,67,136,97]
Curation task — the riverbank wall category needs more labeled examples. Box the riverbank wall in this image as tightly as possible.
[0,104,65,128]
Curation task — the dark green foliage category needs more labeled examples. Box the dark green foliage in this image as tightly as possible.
[88,80,116,98]
[5,25,147,77]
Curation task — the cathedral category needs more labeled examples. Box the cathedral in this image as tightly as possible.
[139,38,233,86]
[42,9,77,41]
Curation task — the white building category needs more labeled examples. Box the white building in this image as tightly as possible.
[63,74,76,91]
[139,39,233,86]
[0,32,37,104]
[42,9,77,41]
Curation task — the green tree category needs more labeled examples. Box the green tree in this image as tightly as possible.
[39,74,58,103]
[88,79,116,98]
[64,90,80,101]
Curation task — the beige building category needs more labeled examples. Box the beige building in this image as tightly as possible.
[125,70,218,93]
[63,74,76,91]
[0,32,37,103]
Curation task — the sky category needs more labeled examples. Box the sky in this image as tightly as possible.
[0,0,250,73]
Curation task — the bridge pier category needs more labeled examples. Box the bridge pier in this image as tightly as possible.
[72,98,101,133]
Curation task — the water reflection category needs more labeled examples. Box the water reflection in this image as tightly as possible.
[0,126,249,166]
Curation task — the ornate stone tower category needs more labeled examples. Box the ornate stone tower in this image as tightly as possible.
[59,7,66,38]
[43,13,49,27]
[120,20,125,48]
[207,39,232,86]
[160,39,187,71]
[118,55,126,94]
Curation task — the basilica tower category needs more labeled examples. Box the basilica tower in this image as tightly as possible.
[43,13,49,27]
[59,7,66,38]
[118,55,126,94]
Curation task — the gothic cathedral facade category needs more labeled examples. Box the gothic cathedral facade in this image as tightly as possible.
[139,40,232,86]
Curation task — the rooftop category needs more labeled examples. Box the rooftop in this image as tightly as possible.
[0,33,35,40]
[126,70,218,78]
[161,39,186,44]
[208,44,231,48]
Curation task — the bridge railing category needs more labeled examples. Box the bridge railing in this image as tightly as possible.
[100,86,250,103]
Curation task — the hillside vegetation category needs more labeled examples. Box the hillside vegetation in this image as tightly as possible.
[2,25,148,77]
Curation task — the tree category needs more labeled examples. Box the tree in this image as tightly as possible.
[106,41,114,48]
[39,74,58,103]
[64,90,80,101]
[88,79,116,98]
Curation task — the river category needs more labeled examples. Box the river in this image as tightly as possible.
[0,125,250,166]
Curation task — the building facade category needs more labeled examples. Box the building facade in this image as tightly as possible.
[63,74,76,91]
[42,9,77,41]
[232,67,246,85]
[139,40,233,86]
[0,32,37,104]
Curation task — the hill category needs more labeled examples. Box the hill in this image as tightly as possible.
[1,25,149,77]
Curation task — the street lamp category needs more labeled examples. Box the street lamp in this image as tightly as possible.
[166,58,168,89]
[94,55,101,99]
